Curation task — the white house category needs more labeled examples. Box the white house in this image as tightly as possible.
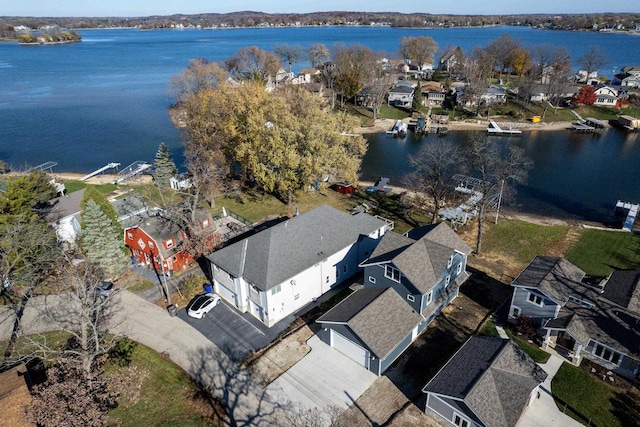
[207,205,391,327]
[593,84,619,107]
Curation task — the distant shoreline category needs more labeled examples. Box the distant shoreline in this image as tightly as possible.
[355,118,579,134]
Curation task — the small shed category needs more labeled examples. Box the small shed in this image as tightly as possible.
[335,182,356,195]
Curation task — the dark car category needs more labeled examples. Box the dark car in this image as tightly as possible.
[77,281,115,299]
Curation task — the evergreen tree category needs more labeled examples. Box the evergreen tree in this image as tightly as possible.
[81,200,127,278]
[154,142,177,189]
[80,186,119,230]
[412,81,423,112]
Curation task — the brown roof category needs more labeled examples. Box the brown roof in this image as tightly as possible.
[0,364,33,427]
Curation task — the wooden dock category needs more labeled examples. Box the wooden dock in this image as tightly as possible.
[487,120,522,136]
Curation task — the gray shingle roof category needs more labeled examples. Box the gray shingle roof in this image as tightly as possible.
[545,300,640,358]
[362,223,472,294]
[46,188,85,223]
[602,270,640,312]
[317,287,422,358]
[423,336,547,427]
[208,205,387,291]
[511,256,597,305]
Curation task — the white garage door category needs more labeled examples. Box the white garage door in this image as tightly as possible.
[215,281,237,307]
[330,329,369,369]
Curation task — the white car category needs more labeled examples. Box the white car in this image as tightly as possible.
[186,293,220,319]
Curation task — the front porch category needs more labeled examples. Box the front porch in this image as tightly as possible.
[543,329,582,366]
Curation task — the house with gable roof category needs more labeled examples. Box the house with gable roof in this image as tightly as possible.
[593,84,619,107]
[509,256,640,380]
[207,205,390,327]
[316,287,422,374]
[422,336,547,427]
[316,223,472,374]
[613,65,640,88]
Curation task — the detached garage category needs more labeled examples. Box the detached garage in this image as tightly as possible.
[317,287,422,375]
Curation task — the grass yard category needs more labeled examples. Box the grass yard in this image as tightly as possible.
[565,228,640,277]
[551,362,639,427]
[504,330,550,363]
[107,342,218,426]
[478,318,501,338]
[63,180,118,195]
[378,104,410,120]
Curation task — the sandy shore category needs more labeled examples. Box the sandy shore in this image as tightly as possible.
[355,118,576,134]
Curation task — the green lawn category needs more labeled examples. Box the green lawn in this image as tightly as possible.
[480,219,570,266]
[505,331,551,363]
[107,342,217,426]
[565,229,640,277]
[378,104,410,120]
[478,318,501,338]
[63,180,118,195]
[551,362,632,427]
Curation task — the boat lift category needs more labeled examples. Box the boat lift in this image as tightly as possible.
[31,161,58,173]
[114,161,152,184]
[80,162,121,181]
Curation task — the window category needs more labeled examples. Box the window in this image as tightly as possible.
[369,276,376,284]
[384,265,401,282]
[511,306,521,317]
[270,284,281,295]
[527,292,543,307]
[137,238,146,250]
[453,413,469,427]
[447,255,453,268]
[165,239,174,249]
[201,218,210,229]
[326,276,330,284]
[568,296,594,309]
[148,241,154,249]
[127,232,133,240]
[457,262,463,275]
[593,343,622,365]
[426,291,433,305]
[407,294,415,302]
[343,265,348,273]
[445,276,451,288]
[172,256,177,262]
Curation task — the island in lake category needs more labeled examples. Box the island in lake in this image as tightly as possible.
[18,30,81,44]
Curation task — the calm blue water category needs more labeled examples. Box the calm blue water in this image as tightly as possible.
[1,26,640,221]
[363,129,640,222]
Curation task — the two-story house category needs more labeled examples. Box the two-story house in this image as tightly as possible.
[317,223,472,374]
[509,256,640,380]
[593,84,619,107]
[125,207,215,275]
[387,81,416,108]
[612,66,640,88]
[207,205,391,328]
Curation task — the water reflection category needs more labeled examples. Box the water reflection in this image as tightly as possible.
[362,128,640,223]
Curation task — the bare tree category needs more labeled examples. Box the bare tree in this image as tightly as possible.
[274,44,303,73]
[399,36,438,70]
[577,46,608,83]
[405,142,463,223]
[225,46,283,83]
[306,43,330,68]
[332,44,380,107]
[463,136,532,254]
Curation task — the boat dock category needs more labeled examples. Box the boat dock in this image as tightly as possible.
[386,120,408,137]
[487,120,522,136]
[80,162,121,181]
[570,111,604,132]
[615,200,639,231]
[114,161,152,184]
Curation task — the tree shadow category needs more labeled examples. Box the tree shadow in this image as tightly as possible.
[187,343,287,427]
[610,390,640,427]
[460,266,513,312]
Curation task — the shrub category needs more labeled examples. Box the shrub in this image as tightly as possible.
[109,338,138,367]
[515,316,537,337]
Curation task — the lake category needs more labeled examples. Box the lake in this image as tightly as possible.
[1,26,640,221]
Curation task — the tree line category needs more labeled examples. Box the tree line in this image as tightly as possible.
[2,11,640,35]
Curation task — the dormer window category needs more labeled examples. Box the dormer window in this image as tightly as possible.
[384,265,401,282]
[201,218,210,229]
[165,239,174,249]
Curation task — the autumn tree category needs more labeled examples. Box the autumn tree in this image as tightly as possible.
[405,141,462,223]
[485,34,520,81]
[273,44,303,73]
[170,58,228,103]
[306,43,330,68]
[225,46,282,83]
[574,85,597,106]
[463,136,532,254]
[399,36,438,70]
[81,199,127,278]
[332,44,380,106]
[153,142,177,189]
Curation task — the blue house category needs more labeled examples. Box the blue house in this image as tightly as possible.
[317,223,472,374]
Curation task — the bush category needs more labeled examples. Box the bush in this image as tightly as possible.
[515,316,537,337]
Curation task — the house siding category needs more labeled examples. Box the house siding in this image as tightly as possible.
[364,264,421,312]
[583,340,640,379]
[379,327,417,374]
[426,394,484,427]
[510,287,559,324]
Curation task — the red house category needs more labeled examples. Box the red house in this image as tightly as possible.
[124,209,215,275]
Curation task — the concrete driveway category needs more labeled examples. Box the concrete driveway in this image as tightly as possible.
[267,335,377,413]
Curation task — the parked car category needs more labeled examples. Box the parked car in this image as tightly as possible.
[187,293,220,319]
[77,281,115,299]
